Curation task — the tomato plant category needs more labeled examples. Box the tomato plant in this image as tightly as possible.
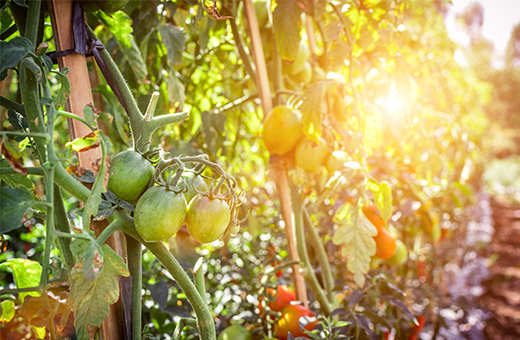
[186,194,231,244]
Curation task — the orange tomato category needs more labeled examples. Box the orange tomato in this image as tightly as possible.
[374,228,397,259]
[362,204,386,231]
[275,304,316,340]
[267,285,297,312]
[261,106,303,155]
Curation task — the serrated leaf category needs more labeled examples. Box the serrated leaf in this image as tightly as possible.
[1,139,27,175]
[301,82,328,142]
[19,294,70,327]
[0,185,37,234]
[70,245,129,340]
[117,199,134,211]
[0,36,33,74]
[0,259,41,303]
[0,300,15,322]
[273,0,302,62]
[332,204,377,286]
[70,235,104,281]
[368,180,392,223]
[159,24,186,65]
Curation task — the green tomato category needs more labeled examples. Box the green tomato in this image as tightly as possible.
[218,325,253,340]
[95,0,129,13]
[325,150,349,173]
[186,195,230,244]
[182,172,208,204]
[386,239,408,266]
[108,150,154,205]
[134,186,187,243]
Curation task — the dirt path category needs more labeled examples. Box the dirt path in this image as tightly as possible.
[479,197,520,339]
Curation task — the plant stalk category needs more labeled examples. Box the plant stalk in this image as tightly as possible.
[126,235,143,340]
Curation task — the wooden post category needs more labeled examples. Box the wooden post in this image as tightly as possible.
[243,0,308,305]
[47,1,126,339]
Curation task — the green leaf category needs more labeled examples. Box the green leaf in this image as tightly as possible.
[167,68,185,110]
[96,11,148,80]
[332,203,377,287]
[70,245,129,340]
[65,130,100,152]
[301,82,330,142]
[0,258,41,303]
[0,158,33,189]
[0,300,15,323]
[0,185,37,234]
[70,235,104,281]
[159,24,186,66]
[273,0,302,62]
[368,180,392,223]
[0,36,33,75]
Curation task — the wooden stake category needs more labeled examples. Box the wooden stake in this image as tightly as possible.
[48,1,125,339]
[243,0,308,305]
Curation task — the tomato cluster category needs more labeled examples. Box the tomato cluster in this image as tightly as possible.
[107,150,233,244]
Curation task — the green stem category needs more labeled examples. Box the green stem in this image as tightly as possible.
[1,131,50,141]
[96,219,124,246]
[0,286,43,294]
[0,24,18,40]
[54,162,90,203]
[0,166,44,176]
[0,96,26,115]
[303,208,335,303]
[289,182,333,315]
[53,185,75,271]
[115,211,216,340]
[25,0,42,47]
[194,258,207,307]
[126,235,143,340]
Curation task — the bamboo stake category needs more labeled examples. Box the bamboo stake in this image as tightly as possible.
[243,0,308,305]
[47,1,125,339]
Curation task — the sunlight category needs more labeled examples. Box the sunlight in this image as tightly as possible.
[386,83,405,114]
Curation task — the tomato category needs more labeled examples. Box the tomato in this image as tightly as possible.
[362,204,385,231]
[386,239,408,266]
[95,0,129,13]
[262,106,303,155]
[295,137,329,173]
[275,304,316,340]
[182,172,208,204]
[374,228,397,260]
[325,150,349,173]
[108,150,154,205]
[134,186,187,242]
[267,285,297,312]
[289,41,311,75]
[291,61,312,83]
[218,325,253,340]
[186,195,230,244]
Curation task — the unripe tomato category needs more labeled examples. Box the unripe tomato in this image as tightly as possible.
[291,61,312,83]
[186,195,230,244]
[108,150,154,205]
[267,285,296,312]
[295,137,329,173]
[135,186,187,242]
[95,0,129,13]
[261,106,303,155]
[182,172,208,204]
[386,239,407,266]
[218,325,253,340]
[275,304,316,340]
[289,41,311,75]
[374,228,397,260]
[325,150,349,173]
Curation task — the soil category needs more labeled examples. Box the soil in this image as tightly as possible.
[479,197,520,339]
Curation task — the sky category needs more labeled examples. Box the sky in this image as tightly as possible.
[446,0,520,57]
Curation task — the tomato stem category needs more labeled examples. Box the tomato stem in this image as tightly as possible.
[126,235,143,340]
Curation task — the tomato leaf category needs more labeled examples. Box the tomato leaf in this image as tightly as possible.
[200,0,232,20]
[273,0,302,62]
[19,294,70,327]
[0,36,33,75]
[0,259,41,303]
[70,244,129,340]
[0,186,38,234]
[167,67,185,110]
[301,82,329,142]
[332,203,377,287]
[71,232,104,281]
[1,139,27,175]
[159,24,186,66]
[368,180,392,224]
[65,130,100,152]
[0,300,15,323]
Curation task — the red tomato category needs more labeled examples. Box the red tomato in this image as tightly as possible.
[275,304,316,340]
[408,315,427,340]
[267,285,297,312]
